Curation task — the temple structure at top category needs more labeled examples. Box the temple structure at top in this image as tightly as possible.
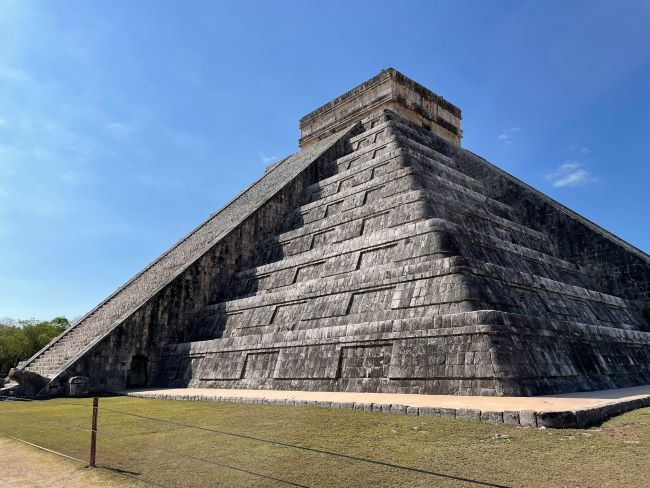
[299,68,462,148]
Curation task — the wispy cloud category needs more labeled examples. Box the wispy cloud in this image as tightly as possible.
[497,127,520,144]
[258,151,277,165]
[546,161,597,188]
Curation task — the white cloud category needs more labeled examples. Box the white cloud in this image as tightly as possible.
[549,161,581,175]
[546,161,597,188]
[258,151,278,165]
[497,127,520,144]
[0,117,7,127]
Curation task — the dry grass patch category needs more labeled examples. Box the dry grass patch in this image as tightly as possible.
[0,396,648,487]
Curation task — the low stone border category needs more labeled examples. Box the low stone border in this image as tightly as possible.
[123,391,650,428]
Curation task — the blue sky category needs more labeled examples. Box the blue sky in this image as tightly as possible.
[1,0,649,320]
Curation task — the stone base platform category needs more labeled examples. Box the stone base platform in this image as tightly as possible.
[120,385,650,429]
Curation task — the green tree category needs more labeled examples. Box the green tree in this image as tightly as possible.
[0,317,70,378]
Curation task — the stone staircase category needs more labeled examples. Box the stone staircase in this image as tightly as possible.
[24,323,102,378]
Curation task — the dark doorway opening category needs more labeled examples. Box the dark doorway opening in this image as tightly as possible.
[127,354,148,387]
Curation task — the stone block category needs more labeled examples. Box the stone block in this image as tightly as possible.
[480,411,504,424]
[67,376,89,397]
[406,406,419,416]
[455,408,481,421]
[536,411,578,429]
[390,404,407,415]
[502,411,520,426]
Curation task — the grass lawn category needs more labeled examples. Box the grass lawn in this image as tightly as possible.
[0,396,648,487]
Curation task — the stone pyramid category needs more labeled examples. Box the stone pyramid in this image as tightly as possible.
[12,68,650,398]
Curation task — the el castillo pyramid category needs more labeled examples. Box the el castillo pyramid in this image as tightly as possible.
[11,68,650,399]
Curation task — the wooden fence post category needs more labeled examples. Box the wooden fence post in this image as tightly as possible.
[89,397,98,467]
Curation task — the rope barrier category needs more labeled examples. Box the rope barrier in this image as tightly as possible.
[0,395,511,487]
[1,433,171,488]
[0,400,309,486]
[6,435,85,463]
[94,405,510,487]
[91,427,309,487]
[109,438,310,488]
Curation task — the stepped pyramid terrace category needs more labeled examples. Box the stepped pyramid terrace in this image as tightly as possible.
[8,68,650,401]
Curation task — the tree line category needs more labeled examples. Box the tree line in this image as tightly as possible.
[0,317,71,379]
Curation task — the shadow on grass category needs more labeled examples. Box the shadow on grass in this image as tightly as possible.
[98,465,142,476]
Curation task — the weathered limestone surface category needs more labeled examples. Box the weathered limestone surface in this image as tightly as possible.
[12,69,650,399]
